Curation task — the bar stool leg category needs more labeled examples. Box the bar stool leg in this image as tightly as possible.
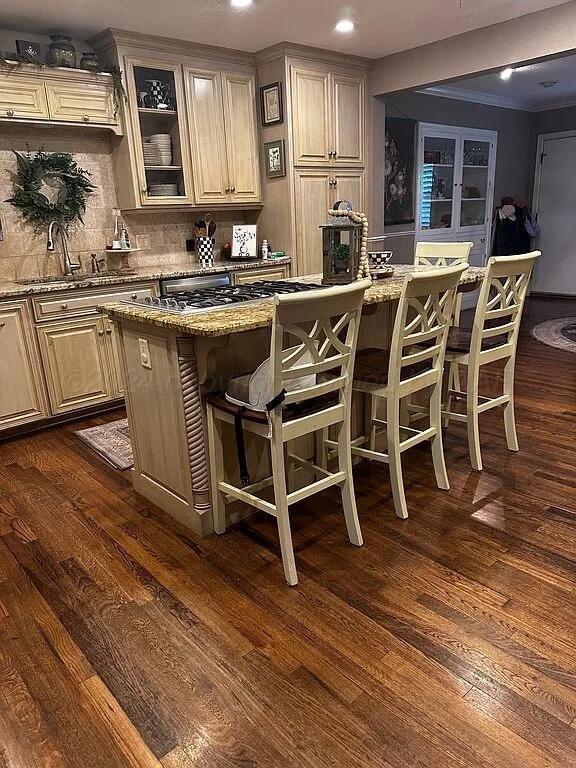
[365,393,377,451]
[315,429,328,470]
[466,368,483,471]
[503,356,519,452]
[271,436,298,586]
[337,418,363,546]
[387,397,409,519]
[206,405,226,534]
[429,380,450,490]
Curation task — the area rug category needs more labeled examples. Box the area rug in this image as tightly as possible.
[531,317,576,354]
[75,418,134,470]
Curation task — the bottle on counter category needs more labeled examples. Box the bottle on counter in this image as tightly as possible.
[261,239,270,260]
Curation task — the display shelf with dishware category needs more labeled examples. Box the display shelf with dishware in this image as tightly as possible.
[124,59,193,207]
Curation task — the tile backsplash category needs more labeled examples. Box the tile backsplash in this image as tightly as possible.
[0,123,249,282]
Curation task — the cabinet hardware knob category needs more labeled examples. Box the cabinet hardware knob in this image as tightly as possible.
[141,188,148,194]
[106,328,112,335]
[98,329,104,336]
[225,187,230,193]
[61,302,68,309]
[0,322,5,328]
[131,293,138,299]
[7,108,15,117]
[231,186,236,193]
[82,115,90,122]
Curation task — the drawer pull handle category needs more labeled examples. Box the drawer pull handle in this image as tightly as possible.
[7,108,15,117]
[61,302,68,309]
[82,115,90,122]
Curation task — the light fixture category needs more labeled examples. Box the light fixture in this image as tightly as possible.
[500,68,515,81]
[230,0,253,7]
[335,19,355,33]
[539,80,558,88]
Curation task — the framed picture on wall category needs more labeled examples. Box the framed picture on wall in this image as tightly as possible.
[385,116,417,226]
[264,139,285,179]
[260,82,283,126]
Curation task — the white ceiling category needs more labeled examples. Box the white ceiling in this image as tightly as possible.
[426,54,576,111]
[0,0,572,59]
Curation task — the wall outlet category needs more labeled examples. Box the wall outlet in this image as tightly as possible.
[138,338,152,369]
[135,234,151,250]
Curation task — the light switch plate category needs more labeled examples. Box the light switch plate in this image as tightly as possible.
[138,338,152,369]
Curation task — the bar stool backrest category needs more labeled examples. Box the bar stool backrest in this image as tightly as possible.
[414,241,473,266]
[270,281,371,414]
[469,251,540,360]
[388,264,468,393]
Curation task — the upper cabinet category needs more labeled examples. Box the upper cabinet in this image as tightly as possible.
[290,65,364,167]
[186,67,260,204]
[0,65,121,133]
[124,59,194,207]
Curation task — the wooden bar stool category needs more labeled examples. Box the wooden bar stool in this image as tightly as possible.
[326,264,466,520]
[205,280,371,586]
[442,251,540,471]
[414,241,473,326]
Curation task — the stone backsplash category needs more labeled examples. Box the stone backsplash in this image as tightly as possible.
[0,123,250,282]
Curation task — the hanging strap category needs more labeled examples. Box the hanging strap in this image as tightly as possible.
[234,407,251,487]
[265,388,287,413]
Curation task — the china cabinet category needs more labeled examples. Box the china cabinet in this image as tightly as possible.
[416,123,497,267]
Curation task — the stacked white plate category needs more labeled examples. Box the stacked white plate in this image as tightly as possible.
[149,133,172,166]
[142,140,161,166]
[149,183,178,196]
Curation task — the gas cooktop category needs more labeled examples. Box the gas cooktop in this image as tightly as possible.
[123,280,327,314]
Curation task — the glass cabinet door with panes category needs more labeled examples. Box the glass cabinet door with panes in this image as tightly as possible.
[416,123,497,264]
[124,59,194,207]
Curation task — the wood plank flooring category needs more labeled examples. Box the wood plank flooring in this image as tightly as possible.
[1,296,575,767]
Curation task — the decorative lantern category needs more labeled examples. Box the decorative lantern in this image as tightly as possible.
[320,200,370,285]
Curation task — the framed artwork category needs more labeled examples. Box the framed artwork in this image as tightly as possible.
[232,225,258,259]
[385,116,416,227]
[16,40,43,62]
[260,82,283,126]
[264,139,285,179]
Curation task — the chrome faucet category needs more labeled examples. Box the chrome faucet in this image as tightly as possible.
[47,221,82,276]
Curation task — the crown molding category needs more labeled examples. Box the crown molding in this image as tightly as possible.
[419,84,576,114]
[254,41,370,69]
[89,28,255,66]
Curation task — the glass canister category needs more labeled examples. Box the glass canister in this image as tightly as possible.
[80,51,100,71]
[48,35,77,68]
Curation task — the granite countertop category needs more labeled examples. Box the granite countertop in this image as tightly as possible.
[101,264,486,338]
[0,257,291,299]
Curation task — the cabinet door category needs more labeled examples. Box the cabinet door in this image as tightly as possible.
[332,74,364,166]
[186,68,230,203]
[46,82,117,125]
[0,76,48,120]
[0,301,47,430]
[38,317,114,414]
[222,72,261,203]
[294,170,331,276]
[457,133,496,233]
[291,67,331,166]
[417,128,459,235]
[103,317,125,398]
[233,267,288,284]
[330,170,365,212]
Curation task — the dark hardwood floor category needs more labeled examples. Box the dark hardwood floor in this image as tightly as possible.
[1,296,575,767]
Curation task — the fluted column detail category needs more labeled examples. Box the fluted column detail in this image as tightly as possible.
[178,350,211,518]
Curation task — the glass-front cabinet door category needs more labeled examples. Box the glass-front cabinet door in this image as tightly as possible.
[459,135,493,230]
[419,131,458,233]
[125,59,193,206]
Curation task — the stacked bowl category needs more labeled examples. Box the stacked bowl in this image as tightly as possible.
[149,134,172,166]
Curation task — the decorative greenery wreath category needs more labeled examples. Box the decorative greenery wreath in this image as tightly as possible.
[6,148,96,231]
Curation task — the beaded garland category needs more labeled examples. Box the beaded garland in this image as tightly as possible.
[326,207,371,281]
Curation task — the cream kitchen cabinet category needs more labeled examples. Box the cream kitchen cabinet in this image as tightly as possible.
[38,316,115,415]
[186,67,261,204]
[0,300,48,430]
[233,265,290,285]
[294,169,365,275]
[0,74,49,120]
[290,66,364,167]
[45,81,117,126]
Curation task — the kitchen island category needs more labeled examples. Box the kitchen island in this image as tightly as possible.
[102,265,485,536]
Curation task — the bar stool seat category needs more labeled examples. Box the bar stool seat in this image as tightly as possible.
[445,327,507,354]
[354,347,433,386]
[204,391,339,425]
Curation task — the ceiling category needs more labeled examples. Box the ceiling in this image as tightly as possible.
[425,54,576,111]
[0,0,572,59]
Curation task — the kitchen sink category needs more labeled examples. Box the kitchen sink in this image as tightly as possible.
[16,270,136,285]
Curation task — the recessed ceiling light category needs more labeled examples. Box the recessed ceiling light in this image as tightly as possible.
[539,80,558,88]
[335,20,355,33]
[230,0,253,8]
[500,68,515,81]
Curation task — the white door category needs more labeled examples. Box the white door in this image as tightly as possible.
[533,132,576,295]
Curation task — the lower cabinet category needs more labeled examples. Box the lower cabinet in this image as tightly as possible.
[0,300,47,429]
[37,316,116,414]
[233,266,289,284]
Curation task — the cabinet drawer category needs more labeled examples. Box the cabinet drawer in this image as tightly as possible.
[233,267,288,285]
[46,82,117,125]
[0,76,48,120]
[33,283,156,321]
